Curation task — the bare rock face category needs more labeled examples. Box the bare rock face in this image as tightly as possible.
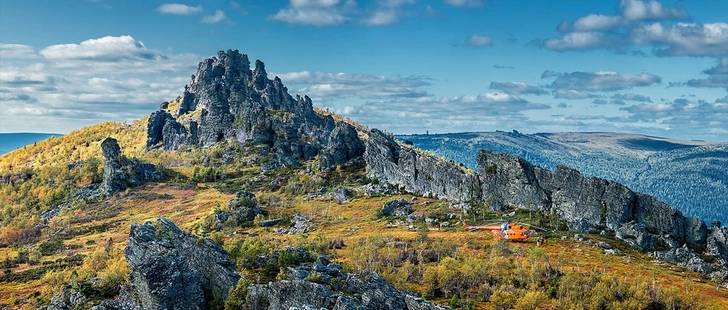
[101,138,163,196]
[319,122,365,170]
[478,151,549,212]
[365,129,479,202]
[124,217,240,310]
[685,217,708,245]
[708,224,728,264]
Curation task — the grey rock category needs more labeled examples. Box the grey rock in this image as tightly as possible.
[331,186,352,203]
[685,217,708,245]
[653,245,714,274]
[101,138,163,196]
[145,110,174,149]
[380,199,412,217]
[319,122,365,170]
[124,217,240,310]
[708,225,728,263]
[227,190,262,222]
[365,129,478,202]
[259,218,282,227]
[247,280,337,310]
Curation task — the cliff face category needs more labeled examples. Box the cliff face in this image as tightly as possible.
[365,130,727,277]
[145,50,363,170]
[365,129,479,203]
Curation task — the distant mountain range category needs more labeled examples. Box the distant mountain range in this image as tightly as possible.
[397,131,728,225]
[0,133,61,155]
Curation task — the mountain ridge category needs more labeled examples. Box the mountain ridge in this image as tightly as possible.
[397,131,728,225]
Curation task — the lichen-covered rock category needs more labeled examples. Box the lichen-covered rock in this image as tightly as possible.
[124,217,240,310]
[381,199,412,217]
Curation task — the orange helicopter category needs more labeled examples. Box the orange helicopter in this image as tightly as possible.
[460,219,537,241]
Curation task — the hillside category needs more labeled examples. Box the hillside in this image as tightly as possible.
[397,131,728,225]
[1,50,726,310]
[0,133,61,156]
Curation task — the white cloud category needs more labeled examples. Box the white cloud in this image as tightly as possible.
[157,3,202,15]
[465,34,493,47]
[443,0,483,8]
[553,89,598,100]
[542,32,620,51]
[361,10,399,26]
[630,22,728,57]
[39,35,159,61]
[201,10,227,23]
[489,82,548,95]
[619,0,689,21]
[270,0,349,26]
[0,36,200,132]
[544,70,661,91]
[273,71,431,100]
[569,14,623,32]
[0,44,38,58]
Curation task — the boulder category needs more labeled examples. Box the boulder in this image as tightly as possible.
[124,217,240,309]
[381,199,412,217]
[228,190,262,222]
[331,186,352,203]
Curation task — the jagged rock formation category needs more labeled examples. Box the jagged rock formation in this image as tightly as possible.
[319,122,365,170]
[100,138,163,196]
[364,129,728,277]
[247,247,451,310]
[123,217,240,310]
[214,190,262,228]
[145,50,363,170]
[365,129,479,202]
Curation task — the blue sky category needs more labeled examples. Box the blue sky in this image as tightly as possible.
[1,0,727,141]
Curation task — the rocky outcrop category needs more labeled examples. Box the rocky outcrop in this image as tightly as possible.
[214,190,262,228]
[247,247,451,310]
[364,130,728,277]
[365,129,479,202]
[145,50,362,171]
[380,199,412,217]
[124,217,240,310]
[319,122,365,170]
[100,138,163,196]
[708,222,728,265]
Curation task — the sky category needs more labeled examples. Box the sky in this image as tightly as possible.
[0,0,727,141]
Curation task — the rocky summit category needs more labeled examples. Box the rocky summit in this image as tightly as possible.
[144,49,363,171]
